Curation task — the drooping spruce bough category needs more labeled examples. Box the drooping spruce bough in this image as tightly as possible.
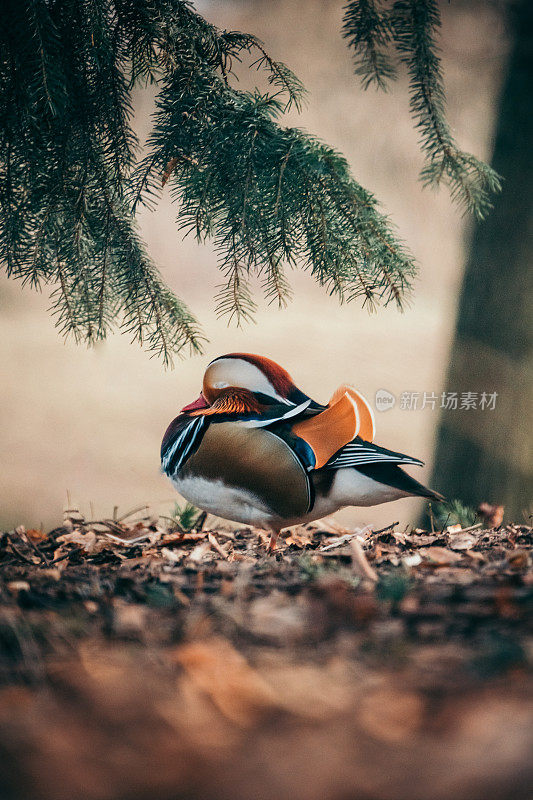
[343,0,501,217]
[0,0,499,364]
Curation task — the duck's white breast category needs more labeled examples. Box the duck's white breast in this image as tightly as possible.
[170,466,410,531]
[170,474,277,528]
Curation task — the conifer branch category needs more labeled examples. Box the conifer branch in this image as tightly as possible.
[390,0,501,218]
[262,256,293,309]
[342,0,397,90]
[215,249,257,327]
[0,0,436,362]
[344,0,501,218]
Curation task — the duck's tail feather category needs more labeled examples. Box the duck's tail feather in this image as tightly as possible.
[355,463,445,502]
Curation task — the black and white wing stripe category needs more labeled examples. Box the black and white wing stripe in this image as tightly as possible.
[161,415,208,476]
[245,398,311,427]
[325,438,423,470]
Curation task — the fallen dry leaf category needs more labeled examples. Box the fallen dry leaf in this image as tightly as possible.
[464,550,486,563]
[446,524,463,534]
[419,546,462,566]
[402,553,422,567]
[25,528,47,543]
[188,541,211,564]
[111,600,148,638]
[284,528,315,548]
[506,549,531,569]
[56,530,101,554]
[247,593,309,643]
[320,532,360,552]
[448,532,479,551]
[478,503,505,527]
[7,581,30,594]
[161,547,183,564]
[172,637,277,726]
[359,685,425,744]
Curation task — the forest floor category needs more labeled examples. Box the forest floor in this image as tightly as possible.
[0,510,532,800]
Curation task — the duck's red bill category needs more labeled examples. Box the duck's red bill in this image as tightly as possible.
[181,393,209,412]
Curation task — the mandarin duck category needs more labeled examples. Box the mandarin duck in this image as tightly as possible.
[161,354,443,550]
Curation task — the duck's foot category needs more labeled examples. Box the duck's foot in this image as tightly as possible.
[266,529,280,554]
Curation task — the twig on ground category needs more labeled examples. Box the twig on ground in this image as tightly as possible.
[50,546,84,565]
[5,533,35,565]
[320,533,361,552]
[117,504,151,522]
[19,529,51,566]
[83,519,127,535]
[371,521,399,536]
[452,522,483,534]
[319,525,373,552]
[208,533,229,559]
[350,538,378,583]
[429,504,435,533]
[440,513,451,534]
[195,511,208,531]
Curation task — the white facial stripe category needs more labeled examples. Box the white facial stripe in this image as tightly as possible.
[205,358,291,404]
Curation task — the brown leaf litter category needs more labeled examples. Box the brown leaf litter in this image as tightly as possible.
[0,508,532,800]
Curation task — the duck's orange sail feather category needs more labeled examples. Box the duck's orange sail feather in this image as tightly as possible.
[292,385,375,469]
[328,384,376,442]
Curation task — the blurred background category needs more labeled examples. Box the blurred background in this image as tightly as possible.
[1,0,530,531]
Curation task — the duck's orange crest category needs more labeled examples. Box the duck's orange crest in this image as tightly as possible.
[190,388,262,417]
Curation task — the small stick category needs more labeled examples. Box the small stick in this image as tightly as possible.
[83,519,125,534]
[320,533,359,552]
[371,521,399,536]
[429,503,435,533]
[5,534,36,565]
[50,545,84,565]
[195,511,208,531]
[350,538,378,583]
[19,530,51,566]
[439,513,451,534]
[208,533,229,560]
[453,522,483,534]
[117,504,150,522]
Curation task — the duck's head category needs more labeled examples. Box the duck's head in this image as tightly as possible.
[181,353,320,412]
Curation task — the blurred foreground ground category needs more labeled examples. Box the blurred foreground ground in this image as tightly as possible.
[0,512,531,800]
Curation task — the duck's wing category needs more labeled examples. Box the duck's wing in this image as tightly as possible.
[182,421,314,519]
[324,437,424,469]
[161,394,313,478]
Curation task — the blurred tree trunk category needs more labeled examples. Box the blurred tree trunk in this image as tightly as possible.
[431,0,533,521]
